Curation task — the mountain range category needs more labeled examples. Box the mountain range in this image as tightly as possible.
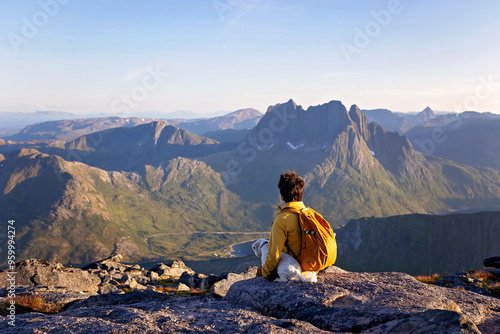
[5,108,263,143]
[405,115,500,171]
[204,100,500,226]
[5,116,161,142]
[1,99,500,267]
[362,106,437,133]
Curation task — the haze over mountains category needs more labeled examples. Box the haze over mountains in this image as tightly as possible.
[4,108,263,142]
[363,107,500,171]
[1,99,499,271]
[406,115,500,171]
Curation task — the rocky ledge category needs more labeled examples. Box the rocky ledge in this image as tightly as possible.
[1,258,499,333]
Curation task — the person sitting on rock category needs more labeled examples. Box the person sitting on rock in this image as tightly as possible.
[256,171,306,280]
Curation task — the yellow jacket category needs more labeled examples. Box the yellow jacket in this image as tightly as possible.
[261,201,304,279]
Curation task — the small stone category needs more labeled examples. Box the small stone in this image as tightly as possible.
[148,271,159,283]
[98,284,119,295]
[120,274,132,284]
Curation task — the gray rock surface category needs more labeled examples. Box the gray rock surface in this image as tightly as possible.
[0,259,100,293]
[0,286,90,310]
[212,266,258,298]
[82,254,124,270]
[2,259,499,333]
[153,260,195,279]
[225,271,500,333]
[1,291,327,333]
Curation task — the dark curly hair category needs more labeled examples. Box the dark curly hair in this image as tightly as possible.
[278,171,305,203]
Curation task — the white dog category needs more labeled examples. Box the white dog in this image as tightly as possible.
[252,238,317,283]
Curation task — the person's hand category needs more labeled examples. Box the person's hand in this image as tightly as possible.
[256,266,263,277]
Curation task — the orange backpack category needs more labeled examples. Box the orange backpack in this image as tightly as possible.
[282,206,337,272]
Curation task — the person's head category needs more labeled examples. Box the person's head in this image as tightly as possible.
[278,171,305,203]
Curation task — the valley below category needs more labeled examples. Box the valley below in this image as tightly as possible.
[1,100,500,278]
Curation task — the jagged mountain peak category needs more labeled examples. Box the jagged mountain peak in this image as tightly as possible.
[348,104,370,136]
[417,106,436,121]
[145,121,216,145]
[264,98,300,114]
[254,100,353,148]
[240,99,423,181]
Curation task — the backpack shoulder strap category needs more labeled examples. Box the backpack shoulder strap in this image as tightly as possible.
[279,206,304,258]
[280,206,304,214]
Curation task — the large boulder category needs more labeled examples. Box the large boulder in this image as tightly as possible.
[211,266,258,298]
[151,260,195,279]
[81,254,124,271]
[224,271,500,333]
[178,272,219,290]
[0,259,100,293]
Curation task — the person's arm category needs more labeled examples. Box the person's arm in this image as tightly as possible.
[261,216,287,280]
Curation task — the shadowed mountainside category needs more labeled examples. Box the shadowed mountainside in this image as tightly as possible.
[336,211,500,275]
[62,121,228,171]
[406,117,500,171]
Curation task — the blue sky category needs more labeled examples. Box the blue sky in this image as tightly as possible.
[1,0,499,116]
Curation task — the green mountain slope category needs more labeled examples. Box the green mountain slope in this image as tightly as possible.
[0,149,266,266]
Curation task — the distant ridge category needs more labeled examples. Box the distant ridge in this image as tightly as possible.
[4,108,263,142]
[361,108,412,133]
[5,116,164,142]
[176,108,262,136]
[64,121,223,171]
